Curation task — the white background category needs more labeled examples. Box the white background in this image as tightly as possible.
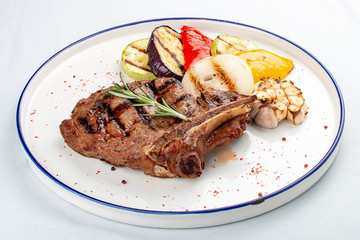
[1,0,360,239]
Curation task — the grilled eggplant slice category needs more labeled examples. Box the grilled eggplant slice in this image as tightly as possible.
[147,25,185,80]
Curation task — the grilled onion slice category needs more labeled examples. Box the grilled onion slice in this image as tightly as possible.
[182,54,254,97]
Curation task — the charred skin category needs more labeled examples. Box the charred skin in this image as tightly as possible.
[60,77,255,178]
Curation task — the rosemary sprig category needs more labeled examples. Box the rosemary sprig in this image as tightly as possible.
[105,75,191,121]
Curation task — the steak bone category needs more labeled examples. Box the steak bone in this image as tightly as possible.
[146,95,256,178]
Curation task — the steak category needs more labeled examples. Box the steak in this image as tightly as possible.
[60,77,255,178]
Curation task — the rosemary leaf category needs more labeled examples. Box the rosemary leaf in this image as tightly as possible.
[105,74,191,121]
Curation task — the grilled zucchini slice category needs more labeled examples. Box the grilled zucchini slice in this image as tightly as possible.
[121,38,156,81]
[211,34,258,56]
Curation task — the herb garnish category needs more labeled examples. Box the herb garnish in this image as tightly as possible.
[105,75,191,121]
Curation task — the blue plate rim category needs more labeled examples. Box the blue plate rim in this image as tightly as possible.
[16,17,345,215]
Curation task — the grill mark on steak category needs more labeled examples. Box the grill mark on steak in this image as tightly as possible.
[111,99,144,134]
[95,100,106,110]
[147,80,158,96]
[156,78,179,93]
[113,101,132,116]
[152,78,199,118]
[79,117,96,134]
[159,81,181,98]
[173,94,193,105]
[112,117,125,132]
[106,105,115,118]
[136,106,155,131]
[105,119,126,137]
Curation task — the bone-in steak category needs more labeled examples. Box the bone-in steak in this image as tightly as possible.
[60,77,255,178]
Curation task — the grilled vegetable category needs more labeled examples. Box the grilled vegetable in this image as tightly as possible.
[211,34,258,56]
[147,25,185,80]
[236,49,294,83]
[250,77,307,129]
[182,54,254,97]
[181,25,213,71]
[121,38,156,81]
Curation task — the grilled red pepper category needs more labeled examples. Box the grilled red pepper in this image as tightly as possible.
[181,26,213,71]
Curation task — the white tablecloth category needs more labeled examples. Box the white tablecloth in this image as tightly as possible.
[1,0,360,239]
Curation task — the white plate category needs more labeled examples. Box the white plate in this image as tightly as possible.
[17,18,345,228]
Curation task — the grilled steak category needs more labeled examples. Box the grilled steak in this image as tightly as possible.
[60,77,255,178]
